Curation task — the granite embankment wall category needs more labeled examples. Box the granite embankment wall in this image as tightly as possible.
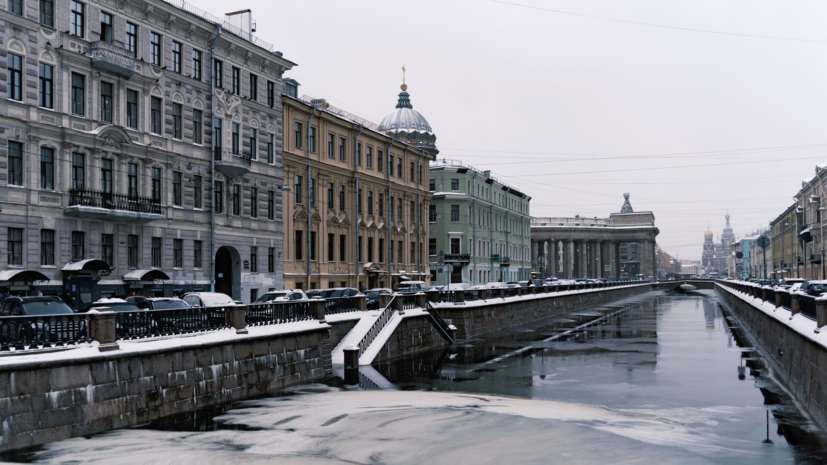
[0,325,332,452]
[716,284,827,430]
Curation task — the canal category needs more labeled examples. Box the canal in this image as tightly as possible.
[5,290,827,464]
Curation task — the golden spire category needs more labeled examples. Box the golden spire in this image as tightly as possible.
[401,65,407,91]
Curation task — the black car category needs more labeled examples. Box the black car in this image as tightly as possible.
[136,298,207,332]
[799,281,827,297]
[0,296,86,347]
[365,288,392,310]
[90,298,157,338]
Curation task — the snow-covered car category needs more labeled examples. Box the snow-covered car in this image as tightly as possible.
[394,281,428,294]
[483,282,506,289]
[181,292,237,308]
[255,290,308,302]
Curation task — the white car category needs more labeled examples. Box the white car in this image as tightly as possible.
[483,282,506,289]
[181,292,237,308]
[255,290,308,302]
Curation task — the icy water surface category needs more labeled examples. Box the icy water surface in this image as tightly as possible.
[4,291,827,464]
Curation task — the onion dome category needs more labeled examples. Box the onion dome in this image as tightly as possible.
[379,82,438,156]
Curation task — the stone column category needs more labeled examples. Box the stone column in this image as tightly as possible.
[545,240,552,279]
[562,240,571,279]
[596,240,603,278]
[580,241,588,278]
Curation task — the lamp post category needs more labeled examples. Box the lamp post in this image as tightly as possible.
[822,247,826,280]
[782,221,789,278]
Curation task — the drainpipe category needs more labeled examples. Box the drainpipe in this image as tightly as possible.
[417,149,424,281]
[209,25,222,293]
[354,124,362,289]
[386,138,395,287]
[306,106,318,290]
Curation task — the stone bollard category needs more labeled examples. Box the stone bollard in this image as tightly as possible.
[761,287,767,302]
[453,290,465,305]
[516,287,523,297]
[88,308,119,352]
[791,292,800,319]
[498,288,506,299]
[448,324,458,342]
[775,290,783,309]
[228,305,249,334]
[816,297,827,333]
[567,284,572,292]
[355,295,367,311]
[310,300,327,324]
[343,345,360,385]
[529,285,537,295]
[416,293,428,308]
[393,295,405,314]
[378,293,393,309]
[426,290,439,303]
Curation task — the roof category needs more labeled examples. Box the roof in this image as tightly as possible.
[0,269,49,283]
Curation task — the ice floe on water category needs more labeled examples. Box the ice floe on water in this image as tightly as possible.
[17,386,776,464]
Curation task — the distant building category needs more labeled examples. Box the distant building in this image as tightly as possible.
[702,214,736,275]
[681,264,699,276]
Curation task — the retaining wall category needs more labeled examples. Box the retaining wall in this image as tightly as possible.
[0,326,332,453]
[716,284,827,430]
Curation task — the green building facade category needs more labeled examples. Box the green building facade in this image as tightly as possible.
[428,160,532,284]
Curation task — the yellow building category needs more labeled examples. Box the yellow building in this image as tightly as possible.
[281,80,437,290]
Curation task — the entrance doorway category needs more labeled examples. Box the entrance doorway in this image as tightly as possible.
[215,246,240,299]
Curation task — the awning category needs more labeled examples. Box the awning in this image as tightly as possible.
[0,269,49,283]
[61,259,111,272]
[123,269,170,281]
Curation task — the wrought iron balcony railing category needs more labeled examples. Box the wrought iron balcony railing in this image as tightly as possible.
[90,41,135,78]
[69,189,161,214]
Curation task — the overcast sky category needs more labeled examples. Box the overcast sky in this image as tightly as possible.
[199,0,827,260]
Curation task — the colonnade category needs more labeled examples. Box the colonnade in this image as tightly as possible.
[531,238,657,279]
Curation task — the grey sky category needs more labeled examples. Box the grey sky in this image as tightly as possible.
[198,0,827,259]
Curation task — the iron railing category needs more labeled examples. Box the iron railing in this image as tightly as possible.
[114,307,229,339]
[246,302,314,326]
[781,291,792,310]
[401,294,418,311]
[0,314,88,351]
[214,147,252,166]
[358,303,396,358]
[325,297,358,315]
[799,295,817,320]
[69,188,162,214]
[424,301,453,343]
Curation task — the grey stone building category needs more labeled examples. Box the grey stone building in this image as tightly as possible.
[0,0,294,306]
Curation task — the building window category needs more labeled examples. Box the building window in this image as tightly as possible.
[397,157,402,179]
[340,235,346,262]
[102,234,114,267]
[71,153,85,190]
[397,198,403,220]
[40,147,54,190]
[126,22,137,55]
[451,205,460,222]
[294,122,303,149]
[7,228,22,266]
[398,241,403,264]
[70,73,85,115]
[250,187,258,218]
[310,231,317,261]
[126,89,139,129]
[339,185,346,211]
[40,0,54,27]
[100,159,112,193]
[295,175,303,204]
[327,234,335,262]
[249,74,258,101]
[231,67,240,94]
[150,97,162,134]
[231,122,240,154]
[172,103,182,139]
[268,247,274,273]
[368,237,374,262]
[172,41,181,73]
[366,147,373,169]
[151,167,161,202]
[429,205,436,223]
[40,229,54,266]
[410,201,415,224]
[267,134,274,163]
[410,162,415,183]
[127,163,138,198]
[378,194,384,217]
[378,238,384,263]
[172,171,182,206]
[213,60,223,88]
[295,230,303,261]
[358,189,362,214]
[378,150,383,172]
[193,175,202,209]
[100,11,113,43]
[70,0,84,37]
[5,53,21,101]
[193,240,202,268]
[214,181,223,214]
[249,128,257,159]
[267,81,275,107]
[367,191,374,215]
[451,179,459,191]
[173,239,183,268]
[267,191,275,220]
[192,49,202,80]
[249,246,257,272]
[356,142,362,166]
[389,153,394,176]
[100,81,113,123]
[213,117,222,156]
[231,184,240,215]
[309,178,316,208]
[451,237,460,254]
[7,0,21,15]
[71,231,85,261]
[339,137,346,161]
[429,179,435,191]
[150,32,161,66]
[151,237,162,268]
[193,109,202,144]
[411,242,416,264]
[7,142,22,187]
[308,127,316,153]
[127,235,138,268]
[327,183,334,211]
[38,63,53,108]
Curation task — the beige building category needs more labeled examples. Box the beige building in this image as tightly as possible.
[281,81,436,290]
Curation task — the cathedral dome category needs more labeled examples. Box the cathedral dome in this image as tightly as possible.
[379,83,439,156]
[704,230,713,239]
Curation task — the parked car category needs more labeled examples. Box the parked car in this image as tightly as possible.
[305,289,324,299]
[90,298,156,338]
[320,288,362,299]
[254,290,308,303]
[799,280,827,297]
[125,295,149,305]
[483,282,506,289]
[0,296,85,346]
[517,281,534,288]
[778,278,805,290]
[135,297,207,332]
[428,285,447,292]
[180,292,236,308]
[365,288,393,310]
[394,281,428,294]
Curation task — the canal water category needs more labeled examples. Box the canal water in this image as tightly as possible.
[4,290,827,464]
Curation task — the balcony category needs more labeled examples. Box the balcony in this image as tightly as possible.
[496,255,511,267]
[90,42,135,78]
[444,253,470,264]
[214,148,252,178]
[65,189,163,223]
[811,254,823,264]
